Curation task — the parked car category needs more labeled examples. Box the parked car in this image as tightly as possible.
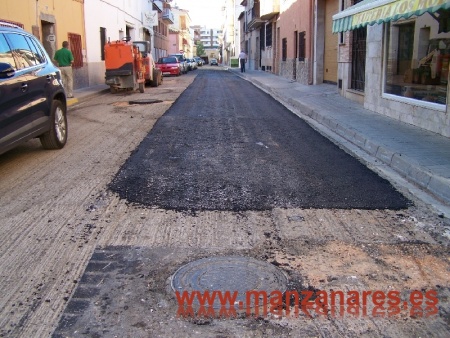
[155,56,181,76]
[194,57,203,66]
[168,53,188,74]
[0,23,68,155]
[210,58,218,66]
[188,58,198,70]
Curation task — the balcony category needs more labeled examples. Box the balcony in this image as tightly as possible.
[260,0,279,20]
[162,9,174,24]
[152,1,163,12]
[247,1,263,30]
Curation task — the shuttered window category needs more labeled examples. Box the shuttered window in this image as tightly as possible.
[68,33,83,68]
[298,31,305,61]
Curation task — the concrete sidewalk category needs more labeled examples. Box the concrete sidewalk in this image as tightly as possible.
[228,67,450,213]
[67,84,110,107]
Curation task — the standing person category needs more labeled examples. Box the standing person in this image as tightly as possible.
[238,50,247,73]
[54,41,74,98]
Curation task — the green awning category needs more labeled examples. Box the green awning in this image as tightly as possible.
[332,0,450,33]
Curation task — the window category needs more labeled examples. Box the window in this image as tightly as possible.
[100,27,106,61]
[351,26,366,91]
[298,31,305,61]
[266,23,272,47]
[384,14,449,105]
[0,33,15,67]
[68,33,83,68]
[260,25,265,50]
[5,33,39,69]
[27,36,45,64]
[282,38,287,61]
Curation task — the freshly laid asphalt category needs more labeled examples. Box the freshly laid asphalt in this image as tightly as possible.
[108,70,410,211]
[70,66,450,215]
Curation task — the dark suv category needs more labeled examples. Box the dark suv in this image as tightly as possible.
[0,23,68,155]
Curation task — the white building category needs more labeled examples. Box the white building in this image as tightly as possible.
[84,0,157,86]
[221,0,244,67]
[197,26,222,62]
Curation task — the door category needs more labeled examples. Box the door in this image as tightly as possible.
[324,0,338,83]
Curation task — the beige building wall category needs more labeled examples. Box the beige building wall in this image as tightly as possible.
[1,0,87,88]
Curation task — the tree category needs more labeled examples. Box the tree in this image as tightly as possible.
[196,41,205,57]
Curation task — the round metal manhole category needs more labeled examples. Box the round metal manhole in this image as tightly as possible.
[171,256,288,310]
[128,99,163,105]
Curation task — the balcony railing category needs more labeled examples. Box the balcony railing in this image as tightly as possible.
[260,0,279,20]
[162,9,174,24]
[247,1,263,30]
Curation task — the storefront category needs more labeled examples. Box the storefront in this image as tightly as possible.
[333,0,450,137]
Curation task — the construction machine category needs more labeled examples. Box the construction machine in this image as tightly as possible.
[133,41,163,87]
[104,38,161,93]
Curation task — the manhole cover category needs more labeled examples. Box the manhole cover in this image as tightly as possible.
[129,99,163,104]
[171,256,288,310]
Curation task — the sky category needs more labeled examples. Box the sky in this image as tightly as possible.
[172,0,225,28]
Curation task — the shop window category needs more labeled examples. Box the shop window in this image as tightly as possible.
[384,14,449,105]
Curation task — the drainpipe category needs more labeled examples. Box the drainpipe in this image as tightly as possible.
[309,0,315,85]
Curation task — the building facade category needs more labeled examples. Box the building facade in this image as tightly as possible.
[333,0,450,137]
[168,7,193,57]
[238,0,333,85]
[200,27,223,61]
[152,0,174,61]
[234,0,450,137]
[1,0,87,88]
[221,0,244,67]
[84,0,169,86]
[277,0,313,83]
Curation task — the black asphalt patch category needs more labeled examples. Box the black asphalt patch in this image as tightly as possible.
[109,70,411,211]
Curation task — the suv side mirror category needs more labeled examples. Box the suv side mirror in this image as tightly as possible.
[0,62,15,79]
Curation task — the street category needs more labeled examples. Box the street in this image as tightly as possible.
[0,68,449,337]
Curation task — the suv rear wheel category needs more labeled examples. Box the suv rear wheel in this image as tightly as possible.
[40,100,68,149]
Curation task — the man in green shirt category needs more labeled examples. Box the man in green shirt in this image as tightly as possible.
[54,41,74,98]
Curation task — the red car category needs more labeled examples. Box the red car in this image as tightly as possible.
[155,56,181,76]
